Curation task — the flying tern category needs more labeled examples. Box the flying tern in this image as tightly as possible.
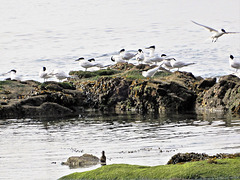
[192,20,240,42]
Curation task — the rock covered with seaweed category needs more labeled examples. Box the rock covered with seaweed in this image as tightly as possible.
[0,63,239,118]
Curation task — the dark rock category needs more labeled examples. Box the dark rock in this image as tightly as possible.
[197,75,240,113]
[167,152,240,165]
[22,102,73,117]
[197,77,216,89]
[167,153,209,164]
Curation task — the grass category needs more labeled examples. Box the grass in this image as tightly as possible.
[59,157,240,180]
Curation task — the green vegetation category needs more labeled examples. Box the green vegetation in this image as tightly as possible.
[69,67,172,81]
[69,69,121,79]
[59,157,240,180]
[0,80,12,90]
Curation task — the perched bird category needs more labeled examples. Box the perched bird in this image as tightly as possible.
[88,58,111,69]
[75,57,97,71]
[52,69,70,82]
[111,55,126,63]
[192,20,240,42]
[162,60,174,71]
[145,46,171,64]
[100,151,106,165]
[229,55,240,72]
[3,69,21,80]
[142,65,162,78]
[39,67,53,82]
[145,45,158,57]
[119,49,135,61]
[169,59,195,71]
[135,49,146,64]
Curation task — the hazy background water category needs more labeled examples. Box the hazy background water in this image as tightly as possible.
[0,111,240,180]
[0,0,240,81]
[0,1,240,179]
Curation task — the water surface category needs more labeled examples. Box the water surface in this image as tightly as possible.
[0,111,239,179]
[0,0,240,81]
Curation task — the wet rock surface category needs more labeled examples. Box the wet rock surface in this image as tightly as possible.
[196,75,240,113]
[61,154,100,168]
[167,152,240,164]
[0,65,240,118]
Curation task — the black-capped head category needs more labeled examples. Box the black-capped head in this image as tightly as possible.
[138,49,143,53]
[221,29,226,33]
[10,69,17,73]
[111,56,115,62]
[161,54,167,57]
[76,57,84,61]
[230,55,234,60]
[119,49,125,53]
[146,45,155,49]
[43,67,46,71]
[88,58,95,62]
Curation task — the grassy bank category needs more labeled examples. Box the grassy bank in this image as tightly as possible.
[59,157,240,179]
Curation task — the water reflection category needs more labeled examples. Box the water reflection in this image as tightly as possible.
[0,110,239,180]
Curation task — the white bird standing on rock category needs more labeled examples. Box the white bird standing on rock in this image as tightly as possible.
[2,69,22,80]
[135,49,146,64]
[162,60,174,71]
[119,49,135,61]
[145,45,173,64]
[191,20,240,42]
[111,55,126,63]
[142,65,162,78]
[88,58,111,69]
[169,59,195,71]
[39,67,53,82]
[52,69,70,82]
[75,57,97,71]
[229,55,240,72]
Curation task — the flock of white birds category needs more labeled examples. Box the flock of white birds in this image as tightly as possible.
[1,21,239,81]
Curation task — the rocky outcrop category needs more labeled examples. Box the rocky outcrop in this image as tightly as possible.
[61,154,100,168]
[196,75,240,114]
[0,81,86,118]
[0,67,240,118]
[76,75,196,113]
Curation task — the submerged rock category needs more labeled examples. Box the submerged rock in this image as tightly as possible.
[61,154,100,168]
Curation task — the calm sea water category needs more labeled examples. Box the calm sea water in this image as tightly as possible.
[0,111,240,180]
[0,1,240,179]
[0,0,240,81]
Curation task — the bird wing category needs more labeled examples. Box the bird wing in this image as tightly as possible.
[191,21,218,32]
[225,31,240,34]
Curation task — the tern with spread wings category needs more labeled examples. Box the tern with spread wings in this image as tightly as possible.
[192,21,239,42]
